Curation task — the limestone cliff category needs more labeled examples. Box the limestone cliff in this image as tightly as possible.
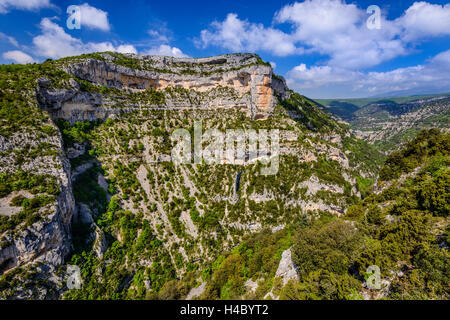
[0,52,381,300]
[39,53,289,121]
[0,118,75,298]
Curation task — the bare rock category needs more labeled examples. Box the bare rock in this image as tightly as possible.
[275,249,299,286]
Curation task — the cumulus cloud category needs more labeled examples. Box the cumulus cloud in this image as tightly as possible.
[0,0,52,13]
[140,23,188,58]
[144,44,188,58]
[282,1,450,97]
[287,49,450,98]
[275,0,406,69]
[363,49,450,92]
[396,2,450,41]
[116,45,137,54]
[2,50,35,64]
[197,13,301,56]
[197,0,450,70]
[32,18,136,59]
[288,64,360,88]
[197,1,407,66]
[195,0,450,97]
[275,0,362,36]
[79,3,110,32]
[30,18,184,60]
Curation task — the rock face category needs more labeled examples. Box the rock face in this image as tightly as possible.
[262,249,299,300]
[1,52,288,297]
[36,78,114,123]
[185,282,206,300]
[348,96,450,154]
[0,131,75,277]
[36,53,289,121]
[1,51,377,300]
[275,249,299,286]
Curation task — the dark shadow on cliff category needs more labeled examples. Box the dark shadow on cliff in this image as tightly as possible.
[54,119,115,258]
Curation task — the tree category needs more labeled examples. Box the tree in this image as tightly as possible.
[292,219,364,278]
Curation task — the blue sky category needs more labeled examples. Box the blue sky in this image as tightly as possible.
[0,0,449,98]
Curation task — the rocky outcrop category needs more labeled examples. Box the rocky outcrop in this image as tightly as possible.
[36,78,117,123]
[297,175,344,196]
[73,203,107,259]
[185,282,206,300]
[349,97,450,153]
[38,53,289,121]
[0,130,75,278]
[275,249,299,286]
[262,249,299,300]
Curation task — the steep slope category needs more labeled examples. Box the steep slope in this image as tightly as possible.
[318,95,450,154]
[0,52,382,300]
[165,129,449,300]
[352,98,450,153]
[0,63,76,299]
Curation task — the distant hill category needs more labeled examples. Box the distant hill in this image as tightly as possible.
[315,94,450,153]
[316,92,450,109]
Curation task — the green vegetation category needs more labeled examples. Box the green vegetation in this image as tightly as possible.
[315,92,450,109]
[0,63,68,136]
[0,171,59,198]
[1,51,447,301]
[0,195,56,234]
[379,129,449,181]
[281,92,338,134]
[200,229,293,300]
[77,79,121,95]
[56,105,387,300]
[55,119,100,148]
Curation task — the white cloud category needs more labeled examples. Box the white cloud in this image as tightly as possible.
[2,50,35,64]
[270,62,277,69]
[33,18,81,58]
[197,13,301,56]
[79,3,110,32]
[141,23,187,58]
[198,0,450,71]
[0,0,52,13]
[288,64,360,88]
[194,0,450,97]
[32,18,136,59]
[147,23,174,44]
[116,45,137,54]
[144,44,189,58]
[0,32,18,47]
[275,0,406,69]
[287,49,450,98]
[275,0,362,36]
[31,18,183,61]
[396,2,450,41]
[197,1,406,66]
[282,1,450,97]
[148,30,170,43]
